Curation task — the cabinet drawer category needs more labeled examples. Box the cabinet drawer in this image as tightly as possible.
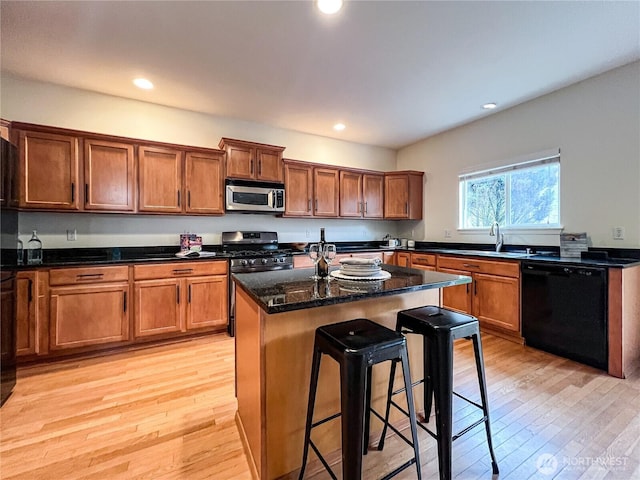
[410,253,437,268]
[49,265,129,285]
[437,255,520,278]
[133,261,227,280]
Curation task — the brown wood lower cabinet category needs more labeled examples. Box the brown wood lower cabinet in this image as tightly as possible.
[49,283,129,350]
[16,260,228,363]
[133,261,228,339]
[16,271,39,356]
[48,265,130,351]
[437,255,521,340]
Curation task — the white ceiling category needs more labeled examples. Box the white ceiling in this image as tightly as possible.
[1,1,639,149]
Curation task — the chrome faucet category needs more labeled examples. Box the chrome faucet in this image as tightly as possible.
[489,222,504,252]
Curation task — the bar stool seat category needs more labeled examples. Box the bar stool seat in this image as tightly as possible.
[298,318,422,480]
[378,306,499,480]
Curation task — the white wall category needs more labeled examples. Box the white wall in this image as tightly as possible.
[1,74,399,248]
[397,61,640,248]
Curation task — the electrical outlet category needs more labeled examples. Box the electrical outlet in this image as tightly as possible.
[67,229,77,241]
[444,229,452,239]
[612,226,625,240]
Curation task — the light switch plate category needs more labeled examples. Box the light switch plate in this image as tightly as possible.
[67,229,77,241]
[612,226,625,240]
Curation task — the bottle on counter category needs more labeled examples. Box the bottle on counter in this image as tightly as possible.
[317,228,329,278]
[27,230,43,265]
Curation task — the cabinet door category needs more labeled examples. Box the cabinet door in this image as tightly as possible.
[313,168,339,217]
[84,139,135,211]
[384,174,409,219]
[256,148,282,182]
[362,173,384,218]
[138,146,183,213]
[284,162,313,216]
[18,130,80,210]
[439,267,472,314]
[473,273,520,332]
[226,144,254,180]
[186,276,228,330]
[185,151,224,214]
[339,171,362,217]
[134,279,183,337]
[49,284,129,350]
[16,272,38,356]
[396,252,411,268]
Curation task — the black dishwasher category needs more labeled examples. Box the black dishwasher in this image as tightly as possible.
[521,261,607,370]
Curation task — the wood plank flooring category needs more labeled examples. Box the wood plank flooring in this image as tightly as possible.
[1,333,639,479]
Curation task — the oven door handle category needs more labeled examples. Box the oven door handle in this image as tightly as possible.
[267,190,275,209]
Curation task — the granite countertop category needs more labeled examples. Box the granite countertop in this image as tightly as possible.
[232,265,471,314]
[2,242,639,270]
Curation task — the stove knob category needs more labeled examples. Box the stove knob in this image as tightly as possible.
[261,258,268,265]
[240,259,248,266]
[248,259,256,265]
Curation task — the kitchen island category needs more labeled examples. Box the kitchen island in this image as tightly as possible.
[232,265,470,479]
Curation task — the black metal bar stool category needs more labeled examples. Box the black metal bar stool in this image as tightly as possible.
[377,306,499,480]
[298,318,422,480]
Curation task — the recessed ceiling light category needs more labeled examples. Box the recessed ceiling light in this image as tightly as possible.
[333,123,346,131]
[317,0,343,15]
[133,78,154,90]
[482,102,497,110]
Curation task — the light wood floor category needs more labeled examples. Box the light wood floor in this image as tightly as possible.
[1,333,639,479]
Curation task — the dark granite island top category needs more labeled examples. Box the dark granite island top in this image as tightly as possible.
[232,265,471,314]
[233,265,471,479]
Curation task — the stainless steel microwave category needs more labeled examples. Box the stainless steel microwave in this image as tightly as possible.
[225,179,285,213]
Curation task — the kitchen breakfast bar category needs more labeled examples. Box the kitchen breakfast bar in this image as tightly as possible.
[232,265,471,479]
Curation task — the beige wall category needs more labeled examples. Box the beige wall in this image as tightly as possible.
[1,74,399,248]
[397,61,640,248]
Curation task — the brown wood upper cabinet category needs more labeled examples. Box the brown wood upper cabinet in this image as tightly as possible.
[138,146,225,215]
[15,129,80,210]
[219,138,285,182]
[138,145,183,213]
[339,170,384,218]
[283,159,339,217]
[84,139,135,211]
[384,171,423,220]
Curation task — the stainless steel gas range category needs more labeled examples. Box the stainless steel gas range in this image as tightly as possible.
[223,231,294,336]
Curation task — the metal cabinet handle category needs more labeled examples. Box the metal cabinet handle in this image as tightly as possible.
[28,279,33,303]
[172,268,193,274]
[315,199,318,211]
[307,199,311,212]
[250,159,254,175]
[71,183,75,202]
[405,202,408,214]
[177,190,181,207]
[85,184,89,204]
[188,191,191,208]
[364,202,368,214]
[123,291,127,312]
[474,281,477,296]
[176,285,180,304]
[258,160,262,176]
[76,273,104,279]
[188,284,191,303]
[463,263,480,269]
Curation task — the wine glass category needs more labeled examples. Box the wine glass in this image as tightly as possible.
[323,244,337,276]
[308,243,321,280]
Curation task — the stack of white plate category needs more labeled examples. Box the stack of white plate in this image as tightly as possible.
[330,257,391,281]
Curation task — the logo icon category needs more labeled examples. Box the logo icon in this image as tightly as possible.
[536,453,558,475]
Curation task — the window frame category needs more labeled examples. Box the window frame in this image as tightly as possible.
[458,149,562,232]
